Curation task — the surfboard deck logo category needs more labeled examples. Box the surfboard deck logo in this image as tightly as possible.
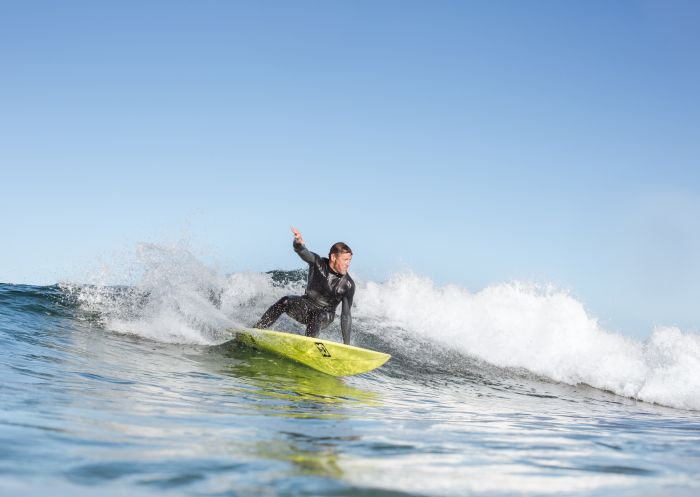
[315,342,332,357]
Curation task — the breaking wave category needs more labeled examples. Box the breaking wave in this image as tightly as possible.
[60,243,700,411]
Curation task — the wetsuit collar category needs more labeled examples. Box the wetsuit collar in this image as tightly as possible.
[327,258,344,277]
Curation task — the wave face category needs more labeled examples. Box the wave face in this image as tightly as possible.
[57,243,700,411]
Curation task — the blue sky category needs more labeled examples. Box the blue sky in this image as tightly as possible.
[2,1,699,338]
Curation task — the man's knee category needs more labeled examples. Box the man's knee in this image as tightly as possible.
[254,296,291,329]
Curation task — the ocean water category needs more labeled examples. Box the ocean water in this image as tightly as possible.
[1,243,699,496]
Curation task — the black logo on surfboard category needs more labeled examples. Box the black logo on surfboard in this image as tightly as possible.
[315,342,331,357]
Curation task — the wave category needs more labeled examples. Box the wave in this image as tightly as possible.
[0,283,74,319]
[36,242,700,411]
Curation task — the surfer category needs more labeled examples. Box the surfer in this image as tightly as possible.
[253,227,355,344]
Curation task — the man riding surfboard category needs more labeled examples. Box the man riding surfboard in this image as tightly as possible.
[253,227,355,344]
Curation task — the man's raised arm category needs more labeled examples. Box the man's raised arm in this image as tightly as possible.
[291,226,316,264]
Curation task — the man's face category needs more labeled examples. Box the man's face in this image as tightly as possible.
[330,252,352,275]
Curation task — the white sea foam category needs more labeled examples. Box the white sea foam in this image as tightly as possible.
[70,243,258,344]
[69,244,700,410]
[358,272,700,411]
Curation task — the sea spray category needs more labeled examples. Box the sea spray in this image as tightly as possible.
[65,243,312,345]
[66,243,236,344]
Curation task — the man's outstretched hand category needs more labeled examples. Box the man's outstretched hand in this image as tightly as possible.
[291,226,304,246]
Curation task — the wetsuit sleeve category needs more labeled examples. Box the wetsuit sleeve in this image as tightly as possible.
[293,240,317,265]
[340,289,354,345]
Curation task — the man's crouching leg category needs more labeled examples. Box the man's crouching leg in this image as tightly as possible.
[254,296,291,329]
[305,310,334,338]
[305,319,322,338]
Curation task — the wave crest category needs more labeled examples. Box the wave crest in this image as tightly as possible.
[358,272,700,410]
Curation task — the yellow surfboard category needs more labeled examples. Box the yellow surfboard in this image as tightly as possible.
[227,328,390,377]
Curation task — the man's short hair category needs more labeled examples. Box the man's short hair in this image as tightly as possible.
[329,242,353,258]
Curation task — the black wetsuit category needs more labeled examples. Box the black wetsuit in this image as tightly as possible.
[254,240,355,344]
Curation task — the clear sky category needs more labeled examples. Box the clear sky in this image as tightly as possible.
[2,1,699,339]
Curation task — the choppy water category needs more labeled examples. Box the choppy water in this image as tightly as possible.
[1,244,699,496]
